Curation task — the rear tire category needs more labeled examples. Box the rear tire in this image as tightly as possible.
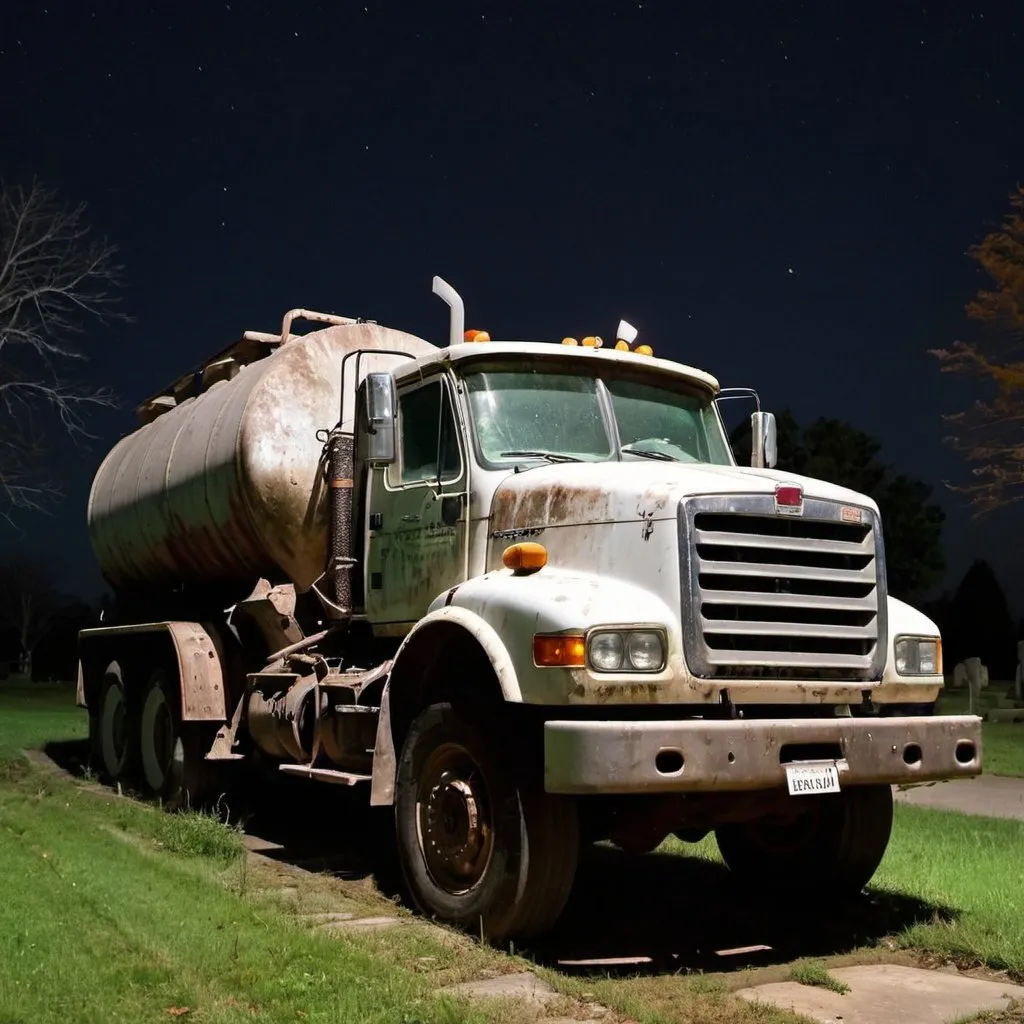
[139,667,215,810]
[715,784,894,896]
[97,663,138,785]
[394,702,578,941]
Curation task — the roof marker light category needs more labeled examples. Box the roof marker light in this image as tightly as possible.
[581,335,603,348]
[502,542,548,574]
[635,344,654,357]
[562,337,579,346]
[616,319,639,345]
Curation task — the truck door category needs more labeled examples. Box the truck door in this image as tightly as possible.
[364,374,467,631]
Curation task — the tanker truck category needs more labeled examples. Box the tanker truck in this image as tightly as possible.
[77,276,982,940]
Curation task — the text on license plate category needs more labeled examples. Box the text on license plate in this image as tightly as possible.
[785,761,841,796]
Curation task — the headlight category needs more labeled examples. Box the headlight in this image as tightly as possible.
[894,636,942,676]
[587,629,666,673]
[589,632,625,672]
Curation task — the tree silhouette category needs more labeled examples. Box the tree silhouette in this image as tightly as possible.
[729,411,945,600]
[929,185,1024,514]
[0,556,60,678]
[933,560,1017,679]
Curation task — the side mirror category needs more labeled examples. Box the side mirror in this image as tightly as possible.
[365,372,397,464]
[750,411,777,469]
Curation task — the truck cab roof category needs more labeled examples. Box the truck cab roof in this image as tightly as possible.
[395,341,722,395]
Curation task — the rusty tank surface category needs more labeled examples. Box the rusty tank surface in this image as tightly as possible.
[88,317,436,593]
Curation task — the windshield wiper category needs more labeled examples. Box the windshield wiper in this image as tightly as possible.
[499,450,583,464]
[621,446,677,462]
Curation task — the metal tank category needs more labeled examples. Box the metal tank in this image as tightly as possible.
[88,319,437,593]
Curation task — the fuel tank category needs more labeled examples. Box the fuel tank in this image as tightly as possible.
[87,321,436,592]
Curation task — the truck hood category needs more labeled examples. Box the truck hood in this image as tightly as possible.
[489,460,878,534]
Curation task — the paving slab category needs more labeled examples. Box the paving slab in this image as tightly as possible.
[300,912,356,924]
[439,971,560,1005]
[316,914,404,931]
[894,776,1024,821]
[988,709,1024,723]
[736,963,1024,1024]
[241,833,287,854]
[248,885,299,898]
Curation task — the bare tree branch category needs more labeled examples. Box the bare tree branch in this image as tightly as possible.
[929,185,1024,515]
[0,179,127,513]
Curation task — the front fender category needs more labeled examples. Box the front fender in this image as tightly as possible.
[873,596,944,704]
[432,567,685,705]
[370,602,525,806]
[392,603,524,702]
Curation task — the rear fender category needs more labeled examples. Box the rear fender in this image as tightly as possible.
[77,621,227,722]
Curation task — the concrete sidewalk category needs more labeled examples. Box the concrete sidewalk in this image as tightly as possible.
[894,774,1024,821]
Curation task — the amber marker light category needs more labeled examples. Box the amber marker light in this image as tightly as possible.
[581,335,603,348]
[502,542,548,575]
[533,634,586,667]
[635,344,654,356]
[614,340,630,351]
[464,329,490,342]
[562,337,579,345]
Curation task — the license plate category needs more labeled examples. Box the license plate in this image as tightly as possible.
[785,761,841,796]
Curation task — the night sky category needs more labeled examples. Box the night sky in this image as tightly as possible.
[2,0,1022,613]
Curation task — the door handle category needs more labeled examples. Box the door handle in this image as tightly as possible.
[401,514,421,522]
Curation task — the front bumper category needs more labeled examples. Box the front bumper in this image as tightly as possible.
[543,714,982,794]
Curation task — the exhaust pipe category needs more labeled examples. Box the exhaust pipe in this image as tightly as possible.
[432,276,465,347]
[327,429,356,619]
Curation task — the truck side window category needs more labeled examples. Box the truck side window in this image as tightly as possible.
[395,380,461,485]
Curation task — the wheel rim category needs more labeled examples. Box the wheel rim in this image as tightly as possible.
[415,742,495,895]
[100,681,128,776]
[141,678,180,793]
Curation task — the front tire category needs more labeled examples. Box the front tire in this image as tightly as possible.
[715,784,894,896]
[394,702,578,941]
[139,667,215,810]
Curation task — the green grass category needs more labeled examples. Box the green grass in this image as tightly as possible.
[954,1001,1024,1024]
[660,801,1024,981]
[0,681,498,1024]
[976,722,1024,778]
[787,961,850,994]
[873,804,1024,977]
[0,678,87,758]
[937,688,1024,777]
[0,771,485,1024]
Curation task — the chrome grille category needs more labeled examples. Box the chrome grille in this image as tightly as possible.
[679,495,887,681]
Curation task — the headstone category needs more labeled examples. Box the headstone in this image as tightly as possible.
[953,662,968,690]
[965,657,984,714]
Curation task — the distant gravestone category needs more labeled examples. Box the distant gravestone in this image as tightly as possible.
[965,657,986,715]
[964,657,987,687]
[953,662,968,690]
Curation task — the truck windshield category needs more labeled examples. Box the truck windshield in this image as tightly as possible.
[463,367,733,468]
